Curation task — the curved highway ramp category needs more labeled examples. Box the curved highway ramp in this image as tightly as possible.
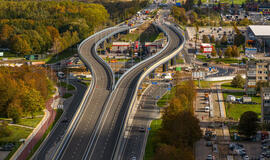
[83,23,185,160]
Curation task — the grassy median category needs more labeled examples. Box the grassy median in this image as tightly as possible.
[144,119,162,160]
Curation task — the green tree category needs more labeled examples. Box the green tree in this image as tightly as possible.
[0,121,11,138]
[7,99,22,123]
[238,111,259,138]
[231,74,245,88]
[234,33,245,47]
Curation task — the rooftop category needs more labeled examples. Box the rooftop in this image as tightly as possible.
[249,25,270,37]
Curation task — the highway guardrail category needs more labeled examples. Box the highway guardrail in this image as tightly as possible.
[112,23,186,160]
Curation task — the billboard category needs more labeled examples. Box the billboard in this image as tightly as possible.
[245,47,257,54]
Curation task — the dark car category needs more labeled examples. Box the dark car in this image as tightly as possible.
[203,63,208,67]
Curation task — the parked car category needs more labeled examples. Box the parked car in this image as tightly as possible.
[206,155,214,160]
[243,155,249,160]
[206,141,213,147]
[205,106,210,113]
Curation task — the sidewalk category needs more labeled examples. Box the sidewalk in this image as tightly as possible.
[10,89,60,160]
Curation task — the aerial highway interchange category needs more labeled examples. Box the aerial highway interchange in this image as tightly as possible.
[34,6,185,160]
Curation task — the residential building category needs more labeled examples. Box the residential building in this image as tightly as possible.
[246,60,269,95]
[261,87,270,122]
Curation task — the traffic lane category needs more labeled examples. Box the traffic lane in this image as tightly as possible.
[122,85,168,160]
[60,89,110,160]
[33,80,87,160]
[87,24,181,160]
[58,28,122,159]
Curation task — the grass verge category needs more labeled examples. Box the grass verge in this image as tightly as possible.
[196,55,246,64]
[57,82,75,91]
[157,87,176,107]
[45,48,76,64]
[2,126,33,160]
[144,119,162,160]
[26,109,63,160]
[194,80,226,88]
[63,93,73,99]
[221,82,244,90]
[17,117,43,128]
[223,92,261,120]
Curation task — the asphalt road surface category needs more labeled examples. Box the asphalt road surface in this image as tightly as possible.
[122,84,168,160]
[55,27,129,160]
[32,80,87,160]
[85,24,183,160]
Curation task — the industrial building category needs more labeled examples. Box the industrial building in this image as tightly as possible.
[247,25,270,53]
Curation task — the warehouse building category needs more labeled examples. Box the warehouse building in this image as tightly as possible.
[247,25,270,53]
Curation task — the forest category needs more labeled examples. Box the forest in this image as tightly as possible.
[0,0,148,56]
[0,66,54,123]
[0,1,108,55]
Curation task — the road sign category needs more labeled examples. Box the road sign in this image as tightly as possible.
[148,127,151,130]
[168,88,171,90]
[156,96,160,99]
[138,87,142,89]
[0,52,3,57]
[152,82,158,85]
[245,47,257,54]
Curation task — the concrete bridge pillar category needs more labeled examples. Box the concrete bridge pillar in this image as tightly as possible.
[162,62,168,72]
[171,57,176,66]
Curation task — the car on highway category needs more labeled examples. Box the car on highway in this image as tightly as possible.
[206,155,215,160]
[139,127,145,132]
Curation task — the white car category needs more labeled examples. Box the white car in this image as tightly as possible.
[205,106,210,113]
[243,155,249,160]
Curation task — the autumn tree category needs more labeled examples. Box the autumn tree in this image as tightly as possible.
[153,144,194,160]
[210,35,215,43]
[224,46,232,57]
[22,86,45,118]
[221,34,228,45]
[231,45,240,57]
[202,35,210,43]
[0,24,14,45]
[211,46,217,57]
[11,35,32,55]
[160,110,202,148]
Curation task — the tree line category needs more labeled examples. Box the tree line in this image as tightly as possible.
[0,66,55,123]
[0,1,109,55]
[152,75,202,160]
